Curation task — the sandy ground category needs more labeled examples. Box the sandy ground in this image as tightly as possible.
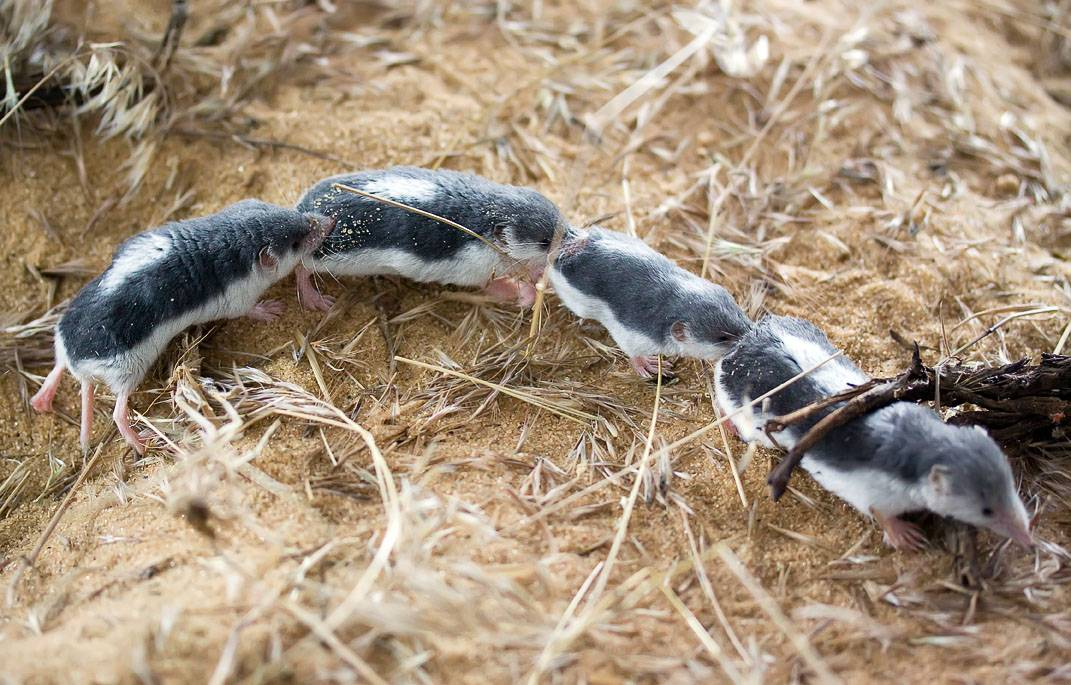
[1,1,1070,682]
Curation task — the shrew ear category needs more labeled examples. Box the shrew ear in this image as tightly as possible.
[671,320,690,342]
[259,246,279,270]
[929,464,951,496]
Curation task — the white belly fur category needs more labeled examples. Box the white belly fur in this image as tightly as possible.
[310,243,507,288]
[803,458,924,518]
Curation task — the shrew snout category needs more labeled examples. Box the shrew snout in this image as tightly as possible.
[303,214,336,253]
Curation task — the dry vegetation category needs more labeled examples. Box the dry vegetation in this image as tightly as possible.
[1,0,1070,682]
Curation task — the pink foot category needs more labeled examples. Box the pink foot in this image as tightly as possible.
[629,355,675,381]
[247,299,286,322]
[138,426,159,449]
[113,393,145,455]
[482,277,529,307]
[296,265,335,312]
[31,363,65,413]
[516,281,537,308]
[872,508,927,551]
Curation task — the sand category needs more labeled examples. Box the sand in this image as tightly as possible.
[1,1,1069,682]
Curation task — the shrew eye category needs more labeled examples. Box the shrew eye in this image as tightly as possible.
[292,239,302,250]
[982,507,993,517]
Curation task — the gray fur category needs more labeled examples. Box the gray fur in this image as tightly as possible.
[718,315,1026,529]
[551,226,752,355]
[60,200,326,366]
[298,166,565,276]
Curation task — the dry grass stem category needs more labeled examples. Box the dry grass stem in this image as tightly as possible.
[716,544,840,685]
[3,1,1071,681]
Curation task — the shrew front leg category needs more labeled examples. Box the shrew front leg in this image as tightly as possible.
[871,507,927,551]
[247,300,286,322]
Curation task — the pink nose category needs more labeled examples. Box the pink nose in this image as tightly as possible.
[995,513,1034,549]
[1010,525,1034,549]
[303,216,336,252]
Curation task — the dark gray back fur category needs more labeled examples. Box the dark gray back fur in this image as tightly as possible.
[59,200,314,360]
[298,166,564,262]
[719,315,1009,483]
[555,227,752,345]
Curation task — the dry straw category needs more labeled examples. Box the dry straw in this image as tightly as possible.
[3,0,1071,682]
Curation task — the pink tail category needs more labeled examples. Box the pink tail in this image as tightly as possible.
[79,381,95,453]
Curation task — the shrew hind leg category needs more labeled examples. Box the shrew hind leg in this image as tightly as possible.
[31,362,65,413]
[112,392,145,455]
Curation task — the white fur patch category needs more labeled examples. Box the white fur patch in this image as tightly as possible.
[713,361,751,437]
[804,459,924,518]
[592,231,657,259]
[776,330,868,393]
[549,266,660,358]
[713,360,778,448]
[361,176,438,204]
[312,242,505,288]
[99,232,172,294]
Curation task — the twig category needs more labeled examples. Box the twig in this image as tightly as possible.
[153,0,189,72]
[585,24,719,134]
[648,353,844,466]
[584,356,663,605]
[763,348,1071,500]
[701,31,835,278]
[945,307,1060,360]
[283,601,390,685]
[528,359,664,683]
[0,55,82,130]
[524,195,576,358]
[505,352,843,533]
[296,331,332,403]
[394,355,595,424]
[762,379,883,436]
[661,584,745,684]
[1055,319,1071,355]
[706,370,747,508]
[681,511,749,662]
[766,345,928,501]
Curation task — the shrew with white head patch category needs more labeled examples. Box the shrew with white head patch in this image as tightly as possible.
[30,200,335,454]
[714,315,1033,550]
[549,226,752,379]
[294,166,566,311]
